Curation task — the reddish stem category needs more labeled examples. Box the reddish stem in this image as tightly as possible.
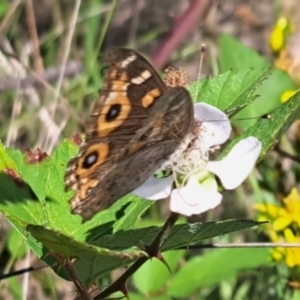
[151,0,211,69]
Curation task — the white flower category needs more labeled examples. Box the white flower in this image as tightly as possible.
[134,103,262,216]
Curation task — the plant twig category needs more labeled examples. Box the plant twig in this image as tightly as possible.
[60,257,91,300]
[274,146,300,164]
[0,265,47,280]
[94,212,180,299]
[25,0,44,73]
[50,0,81,119]
[0,0,22,38]
[151,0,212,69]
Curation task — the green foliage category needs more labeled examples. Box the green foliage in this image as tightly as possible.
[190,68,270,117]
[7,228,27,260]
[0,134,265,284]
[167,248,270,297]
[130,248,270,299]
[190,64,300,158]
[1,33,300,298]
[218,34,297,129]
[0,0,9,18]
[133,250,185,294]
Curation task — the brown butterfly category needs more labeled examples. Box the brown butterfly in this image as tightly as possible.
[65,48,194,221]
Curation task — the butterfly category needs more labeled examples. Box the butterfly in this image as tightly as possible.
[64,48,194,221]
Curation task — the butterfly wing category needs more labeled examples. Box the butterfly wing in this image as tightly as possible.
[72,87,193,220]
[65,48,193,221]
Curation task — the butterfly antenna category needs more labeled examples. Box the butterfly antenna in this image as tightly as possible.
[194,44,206,101]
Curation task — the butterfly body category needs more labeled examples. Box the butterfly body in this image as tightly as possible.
[65,48,194,221]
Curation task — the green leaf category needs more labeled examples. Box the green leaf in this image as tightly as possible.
[133,250,185,294]
[0,139,152,284]
[130,294,171,300]
[222,89,300,157]
[0,1,9,19]
[0,139,151,236]
[93,219,265,251]
[167,248,271,297]
[83,195,153,242]
[0,143,17,170]
[233,69,297,129]
[218,33,296,129]
[162,220,264,251]
[189,69,269,116]
[27,225,147,284]
[0,169,48,226]
[7,228,27,259]
[7,277,22,300]
[219,34,269,71]
[291,290,300,300]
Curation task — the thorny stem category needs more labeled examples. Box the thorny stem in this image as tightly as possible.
[94,212,180,299]
[58,256,91,300]
[149,212,180,251]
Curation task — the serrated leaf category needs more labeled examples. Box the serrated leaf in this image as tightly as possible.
[233,69,297,128]
[0,171,48,225]
[218,33,296,129]
[221,89,300,157]
[83,195,153,242]
[161,219,264,251]
[189,69,269,116]
[93,219,265,251]
[0,139,151,236]
[27,225,147,284]
[0,139,153,284]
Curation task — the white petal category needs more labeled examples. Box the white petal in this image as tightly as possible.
[170,175,222,216]
[207,137,262,189]
[133,176,173,200]
[194,103,232,149]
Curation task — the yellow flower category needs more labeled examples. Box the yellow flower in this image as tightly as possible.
[270,17,289,53]
[254,203,281,218]
[255,189,300,231]
[284,228,300,267]
[268,229,284,262]
[280,90,297,103]
[274,188,300,231]
[254,203,281,236]
[255,189,300,268]
[270,229,300,267]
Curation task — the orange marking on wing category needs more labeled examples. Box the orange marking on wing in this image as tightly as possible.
[119,71,129,81]
[108,71,128,82]
[141,88,161,108]
[76,143,109,177]
[111,80,129,91]
[98,94,131,137]
[79,179,98,200]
